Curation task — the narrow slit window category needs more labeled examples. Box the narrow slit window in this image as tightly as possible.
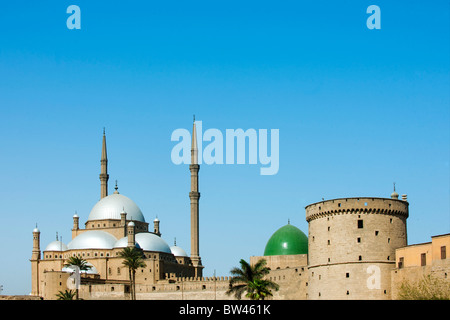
[357,220,364,229]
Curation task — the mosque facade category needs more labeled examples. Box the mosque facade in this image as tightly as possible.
[30,122,449,300]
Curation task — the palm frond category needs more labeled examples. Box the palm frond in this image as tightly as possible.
[227,258,279,300]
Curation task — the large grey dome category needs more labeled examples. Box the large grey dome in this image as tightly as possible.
[68,230,117,250]
[87,193,146,222]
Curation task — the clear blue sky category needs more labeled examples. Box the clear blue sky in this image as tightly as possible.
[0,1,449,295]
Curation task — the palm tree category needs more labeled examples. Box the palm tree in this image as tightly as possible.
[56,289,76,300]
[119,246,147,300]
[64,256,92,300]
[226,258,279,300]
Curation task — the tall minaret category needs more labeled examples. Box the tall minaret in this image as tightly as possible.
[100,128,109,199]
[189,117,202,276]
[31,225,41,296]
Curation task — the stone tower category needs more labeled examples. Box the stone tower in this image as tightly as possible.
[30,226,41,296]
[305,192,409,300]
[127,221,136,248]
[99,128,109,199]
[189,118,203,276]
[154,217,161,236]
[72,212,80,239]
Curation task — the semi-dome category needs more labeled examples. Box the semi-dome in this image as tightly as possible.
[135,232,172,254]
[62,263,98,274]
[87,193,146,222]
[67,230,117,250]
[45,240,68,252]
[264,224,308,256]
[170,245,188,257]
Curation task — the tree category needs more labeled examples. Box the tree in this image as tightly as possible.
[226,258,279,300]
[119,246,147,300]
[56,289,76,300]
[64,256,92,300]
[397,274,450,300]
[64,256,92,272]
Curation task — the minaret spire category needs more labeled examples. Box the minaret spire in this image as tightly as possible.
[100,128,109,199]
[189,117,202,276]
[191,116,198,165]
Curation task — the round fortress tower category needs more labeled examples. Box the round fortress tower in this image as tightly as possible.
[305,193,409,300]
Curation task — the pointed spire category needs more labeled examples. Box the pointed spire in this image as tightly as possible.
[101,128,108,162]
[191,116,198,165]
[100,128,109,199]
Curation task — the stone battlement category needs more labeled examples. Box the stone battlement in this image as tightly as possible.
[305,197,409,222]
[165,273,231,282]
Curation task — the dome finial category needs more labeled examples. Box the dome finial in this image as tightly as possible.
[288,218,290,225]
[114,180,119,194]
[174,237,177,246]
[391,182,399,199]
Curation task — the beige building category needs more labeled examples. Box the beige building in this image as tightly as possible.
[30,124,449,300]
[391,233,450,299]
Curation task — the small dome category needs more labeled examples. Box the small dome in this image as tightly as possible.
[114,237,141,249]
[170,245,188,257]
[391,191,399,199]
[128,221,135,227]
[135,232,172,254]
[62,263,98,274]
[33,227,40,233]
[264,224,308,256]
[45,240,68,252]
[87,193,145,222]
[68,230,117,250]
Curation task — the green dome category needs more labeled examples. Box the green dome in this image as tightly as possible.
[264,224,308,256]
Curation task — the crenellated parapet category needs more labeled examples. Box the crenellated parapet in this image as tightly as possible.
[306,197,409,222]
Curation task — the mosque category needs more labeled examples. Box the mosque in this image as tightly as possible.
[31,121,205,299]
[30,121,449,300]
